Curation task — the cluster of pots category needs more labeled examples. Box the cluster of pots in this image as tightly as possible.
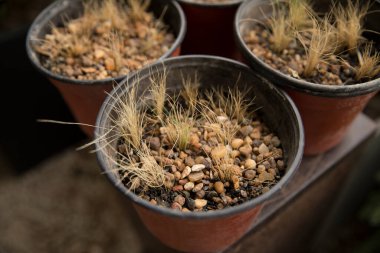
[26,0,379,252]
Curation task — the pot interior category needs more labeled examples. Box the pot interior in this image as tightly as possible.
[96,56,304,217]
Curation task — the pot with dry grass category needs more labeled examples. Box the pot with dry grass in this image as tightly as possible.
[176,0,243,59]
[234,0,380,155]
[95,55,304,252]
[26,0,186,137]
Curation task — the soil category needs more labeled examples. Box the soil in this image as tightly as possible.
[34,1,175,80]
[116,87,285,212]
[242,3,380,86]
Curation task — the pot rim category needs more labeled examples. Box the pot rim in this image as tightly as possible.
[176,0,243,8]
[95,55,305,219]
[25,0,187,86]
[234,0,380,98]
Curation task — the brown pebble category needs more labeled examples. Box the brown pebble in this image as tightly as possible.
[277,160,285,170]
[230,150,240,158]
[214,181,225,194]
[193,183,204,192]
[239,125,253,137]
[178,179,189,185]
[181,166,191,179]
[171,202,182,210]
[231,138,244,149]
[244,169,256,180]
[259,171,275,182]
[262,186,270,193]
[196,190,206,199]
[184,182,195,191]
[240,190,248,198]
[192,164,206,172]
[250,128,261,139]
[271,136,281,147]
[174,195,186,206]
[245,159,256,169]
[150,199,157,205]
[185,157,195,167]
[258,143,269,154]
[172,185,184,191]
[239,144,253,157]
[257,165,266,174]
[232,175,240,190]
[194,199,207,209]
[174,171,181,180]
[188,172,204,182]
[105,58,115,71]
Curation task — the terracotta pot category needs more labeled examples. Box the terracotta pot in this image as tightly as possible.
[26,0,186,137]
[176,0,242,59]
[234,0,380,155]
[95,55,304,253]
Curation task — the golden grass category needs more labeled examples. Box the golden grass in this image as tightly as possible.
[180,74,200,114]
[114,84,145,149]
[165,102,194,151]
[268,6,293,53]
[335,0,369,54]
[149,68,167,120]
[300,16,337,77]
[288,0,313,29]
[128,0,151,21]
[355,43,380,81]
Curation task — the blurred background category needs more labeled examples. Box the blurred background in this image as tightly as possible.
[0,0,379,253]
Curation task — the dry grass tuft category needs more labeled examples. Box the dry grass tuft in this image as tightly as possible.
[355,43,380,80]
[300,16,337,77]
[128,0,151,21]
[118,143,165,190]
[113,84,145,149]
[288,0,313,29]
[180,74,200,114]
[164,102,194,151]
[268,6,293,53]
[335,0,369,54]
[149,68,167,120]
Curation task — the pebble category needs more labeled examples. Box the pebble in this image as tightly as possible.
[172,185,184,191]
[277,160,285,170]
[211,145,227,160]
[257,165,266,174]
[181,166,191,179]
[192,164,206,172]
[94,49,105,59]
[214,181,225,194]
[259,171,275,182]
[239,144,253,157]
[244,169,256,180]
[185,157,195,167]
[184,182,195,191]
[174,171,181,180]
[239,125,253,137]
[258,143,269,154]
[105,58,115,71]
[245,159,256,169]
[232,175,240,190]
[178,179,189,185]
[262,187,270,193]
[174,195,186,206]
[194,199,207,209]
[193,183,204,192]
[230,150,240,158]
[231,138,244,149]
[171,202,182,210]
[271,136,281,147]
[188,172,204,182]
[250,128,261,139]
[196,190,206,199]
[240,190,248,198]
[146,136,160,151]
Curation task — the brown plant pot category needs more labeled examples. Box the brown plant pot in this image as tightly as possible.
[234,0,380,155]
[95,55,304,253]
[26,0,186,137]
[177,0,242,59]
